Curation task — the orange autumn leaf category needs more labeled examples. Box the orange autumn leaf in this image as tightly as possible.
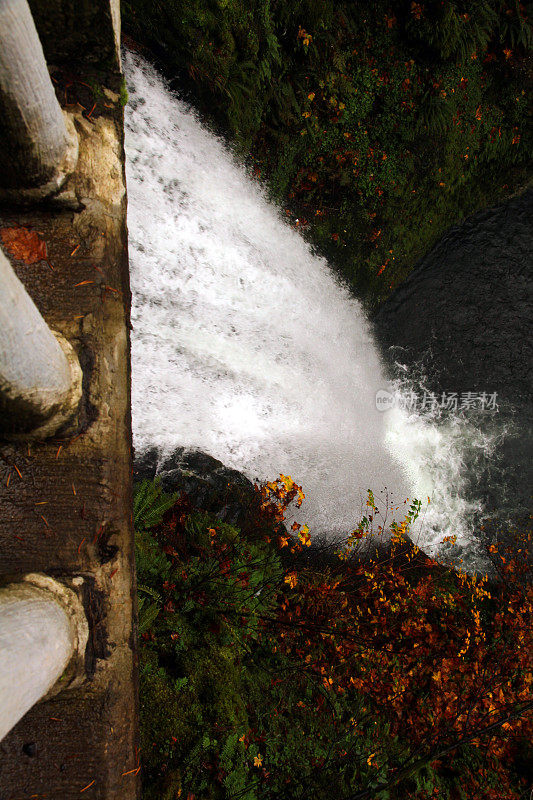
[298,525,311,547]
[0,226,47,264]
[284,571,298,589]
[410,2,423,20]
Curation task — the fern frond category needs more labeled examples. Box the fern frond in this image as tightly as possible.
[139,601,162,634]
[138,583,163,603]
[133,478,177,531]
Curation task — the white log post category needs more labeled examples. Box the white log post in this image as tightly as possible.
[0,0,78,201]
[0,247,82,438]
[0,574,88,741]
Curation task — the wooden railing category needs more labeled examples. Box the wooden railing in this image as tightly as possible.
[0,0,87,742]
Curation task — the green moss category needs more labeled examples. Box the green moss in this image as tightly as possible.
[120,76,129,107]
[85,77,106,101]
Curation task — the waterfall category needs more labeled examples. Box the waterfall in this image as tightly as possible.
[124,50,492,564]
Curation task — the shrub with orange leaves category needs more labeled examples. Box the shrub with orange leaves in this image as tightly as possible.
[136,475,532,800]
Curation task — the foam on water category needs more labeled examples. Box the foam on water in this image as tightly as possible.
[124,51,494,563]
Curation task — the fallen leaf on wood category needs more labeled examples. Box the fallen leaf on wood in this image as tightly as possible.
[0,226,47,264]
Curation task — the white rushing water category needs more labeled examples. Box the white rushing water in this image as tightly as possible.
[124,50,489,560]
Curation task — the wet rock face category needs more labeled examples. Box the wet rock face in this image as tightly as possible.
[133,447,257,529]
[373,187,533,531]
[28,0,121,74]
[373,188,532,406]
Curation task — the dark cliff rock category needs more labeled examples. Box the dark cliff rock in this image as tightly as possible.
[373,187,532,405]
[133,447,256,529]
[373,186,533,533]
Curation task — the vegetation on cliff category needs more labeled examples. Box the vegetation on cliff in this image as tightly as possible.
[122,0,531,306]
[135,477,533,799]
